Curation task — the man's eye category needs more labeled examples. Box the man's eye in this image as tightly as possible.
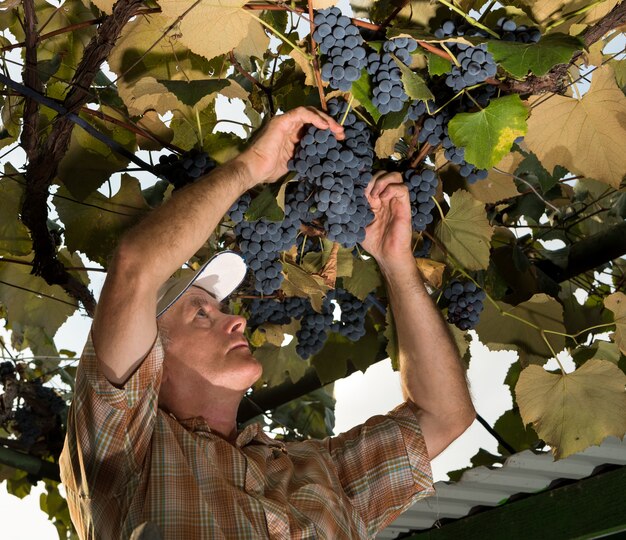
[197,308,208,318]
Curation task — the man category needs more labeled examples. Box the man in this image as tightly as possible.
[60,106,475,539]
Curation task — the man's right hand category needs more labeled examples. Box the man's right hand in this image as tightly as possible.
[234,106,345,186]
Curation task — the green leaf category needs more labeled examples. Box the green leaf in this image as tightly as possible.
[448,95,528,169]
[384,308,399,371]
[157,79,230,108]
[57,108,137,200]
[342,257,381,301]
[245,186,284,221]
[515,151,565,194]
[311,327,378,384]
[487,33,584,79]
[434,189,494,271]
[351,68,381,122]
[426,52,452,76]
[391,54,434,102]
[0,167,31,256]
[55,174,149,266]
[476,294,566,365]
[253,339,308,386]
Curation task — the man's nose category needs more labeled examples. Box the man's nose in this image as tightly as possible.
[226,314,247,334]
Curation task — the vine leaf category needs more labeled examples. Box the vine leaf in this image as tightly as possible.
[253,339,308,387]
[342,256,381,301]
[434,189,494,271]
[311,329,378,384]
[281,262,331,312]
[392,55,434,102]
[609,59,626,94]
[57,108,137,200]
[374,126,405,158]
[604,292,626,355]
[0,166,32,256]
[0,254,79,356]
[159,0,253,62]
[516,359,626,459]
[384,309,399,371]
[448,95,528,169]
[245,186,284,221]
[426,52,451,76]
[466,151,522,204]
[487,33,583,78]
[475,294,566,365]
[107,14,219,114]
[525,65,626,189]
[55,175,150,266]
[416,258,445,289]
[351,69,381,122]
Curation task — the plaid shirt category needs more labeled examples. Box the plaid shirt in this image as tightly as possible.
[60,333,434,539]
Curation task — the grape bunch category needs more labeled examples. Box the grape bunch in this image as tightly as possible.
[313,7,368,91]
[495,18,541,43]
[445,44,497,92]
[227,192,251,224]
[234,215,300,294]
[433,19,497,93]
[155,149,216,191]
[247,297,309,329]
[441,129,489,184]
[413,236,432,258]
[332,289,370,341]
[403,168,439,231]
[367,37,416,115]
[288,98,374,248]
[443,279,486,330]
[296,294,336,359]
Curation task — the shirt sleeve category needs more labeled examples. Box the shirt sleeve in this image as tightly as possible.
[59,329,164,499]
[325,399,435,537]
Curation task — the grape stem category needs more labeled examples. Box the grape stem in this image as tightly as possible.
[306,0,328,111]
[339,95,354,126]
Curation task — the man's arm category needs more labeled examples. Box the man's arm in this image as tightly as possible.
[361,173,476,460]
[93,107,344,385]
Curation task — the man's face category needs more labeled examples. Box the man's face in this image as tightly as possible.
[158,287,262,392]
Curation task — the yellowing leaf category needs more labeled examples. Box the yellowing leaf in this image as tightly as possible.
[311,0,338,8]
[525,65,626,188]
[415,257,445,289]
[516,360,626,459]
[281,262,330,311]
[159,0,253,61]
[605,292,626,355]
[448,95,528,169]
[467,152,522,204]
[375,126,405,158]
[108,13,217,113]
[434,189,494,270]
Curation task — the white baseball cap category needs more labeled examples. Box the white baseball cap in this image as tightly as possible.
[156,251,247,318]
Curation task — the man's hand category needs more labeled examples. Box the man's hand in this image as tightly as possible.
[361,171,414,273]
[235,106,344,186]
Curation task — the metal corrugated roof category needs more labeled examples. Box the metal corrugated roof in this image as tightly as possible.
[379,435,626,539]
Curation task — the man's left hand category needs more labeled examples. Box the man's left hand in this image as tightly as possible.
[360,171,414,273]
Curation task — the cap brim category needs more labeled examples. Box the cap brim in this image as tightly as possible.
[156,251,247,318]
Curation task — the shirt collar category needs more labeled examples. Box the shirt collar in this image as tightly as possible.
[173,413,287,451]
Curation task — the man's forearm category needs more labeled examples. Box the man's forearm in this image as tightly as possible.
[381,257,475,431]
[116,158,254,287]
